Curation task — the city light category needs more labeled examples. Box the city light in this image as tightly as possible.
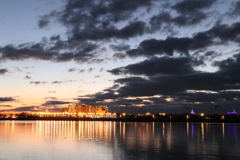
[0,103,240,122]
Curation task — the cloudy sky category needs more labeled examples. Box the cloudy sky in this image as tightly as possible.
[1,0,240,114]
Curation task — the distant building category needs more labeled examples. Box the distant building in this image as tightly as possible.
[227,109,239,115]
[190,109,195,115]
[65,103,108,114]
[61,103,114,118]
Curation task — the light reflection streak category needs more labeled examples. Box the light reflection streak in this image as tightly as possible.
[169,122,172,134]
[40,121,115,140]
[191,123,194,139]
[11,121,14,133]
[123,122,126,141]
[201,123,204,141]
[120,121,122,138]
[162,123,165,139]
[81,121,83,137]
[113,121,116,139]
[152,122,155,138]
[206,123,210,133]
[167,123,172,151]
[186,122,189,138]
[222,123,225,138]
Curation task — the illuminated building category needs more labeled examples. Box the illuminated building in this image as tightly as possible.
[190,109,195,115]
[65,103,108,114]
[61,103,113,118]
[227,109,239,115]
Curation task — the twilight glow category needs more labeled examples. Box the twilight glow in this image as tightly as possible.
[1,0,240,114]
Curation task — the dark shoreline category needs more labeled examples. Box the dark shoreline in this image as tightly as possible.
[1,117,240,123]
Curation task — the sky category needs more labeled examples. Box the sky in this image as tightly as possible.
[1,0,240,114]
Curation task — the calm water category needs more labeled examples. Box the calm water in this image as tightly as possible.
[0,121,239,160]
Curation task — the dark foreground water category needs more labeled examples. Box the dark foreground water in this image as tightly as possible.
[0,121,239,160]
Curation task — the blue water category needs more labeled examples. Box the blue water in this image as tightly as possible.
[0,121,239,160]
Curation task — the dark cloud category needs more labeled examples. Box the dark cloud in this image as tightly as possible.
[108,73,222,98]
[172,11,207,26]
[38,18,50,28]
[10,106,38,111]
[100,68,104,72]
[127,37,192,57]
[88,67,93,73]
[42,101,70,106]
[149,0,216,33]
[115,77,146,84]
[30,81,47,85]
[0,105,12,107]
[0,44,57,61]
[51,81,62,84]
[51,80,76,84]
[38,0,157,41]
[83,52,240,113]
[1,1,235,64]
[149,10,208,30]
[205,22,240,42]
[108,57,197,76]
[50,35,61,41]
[68,68,76,72]
[0,68,8,75]
[79,69,85,73]
[0,39,100,63]
[61,0,153,25]
[214,53,240,82]
[38,11,58,28]
[110,64,240,98]
[50,40,99,62]
[202,51,221,61]
[174,91,240,104]
[0,97,15,102]
[172,0,216,14]
[110,44,130,51]
[126,22,240,58]
[148,12,172,32]
[25,75,31,79]
[151,73,225,94]
[30,80,75,85]
[113,53,127,59]
[41,0,153,26]
[38,0,220,42]
[44,97,57,100]
[229,1,240,16]
[204,51,217,57]
[72,21,146,40]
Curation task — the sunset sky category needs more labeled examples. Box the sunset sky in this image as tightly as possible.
[1,0,240,114]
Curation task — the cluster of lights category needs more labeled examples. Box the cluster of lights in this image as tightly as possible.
[0,110,239,121]
[0,111,117,119]
[34,112,116,118]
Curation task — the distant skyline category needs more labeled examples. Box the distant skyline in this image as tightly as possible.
[1,0,240,114]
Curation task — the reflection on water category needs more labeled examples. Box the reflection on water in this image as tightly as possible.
[0,121,240,160]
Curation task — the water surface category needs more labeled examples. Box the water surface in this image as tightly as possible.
[0,121,239,160]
